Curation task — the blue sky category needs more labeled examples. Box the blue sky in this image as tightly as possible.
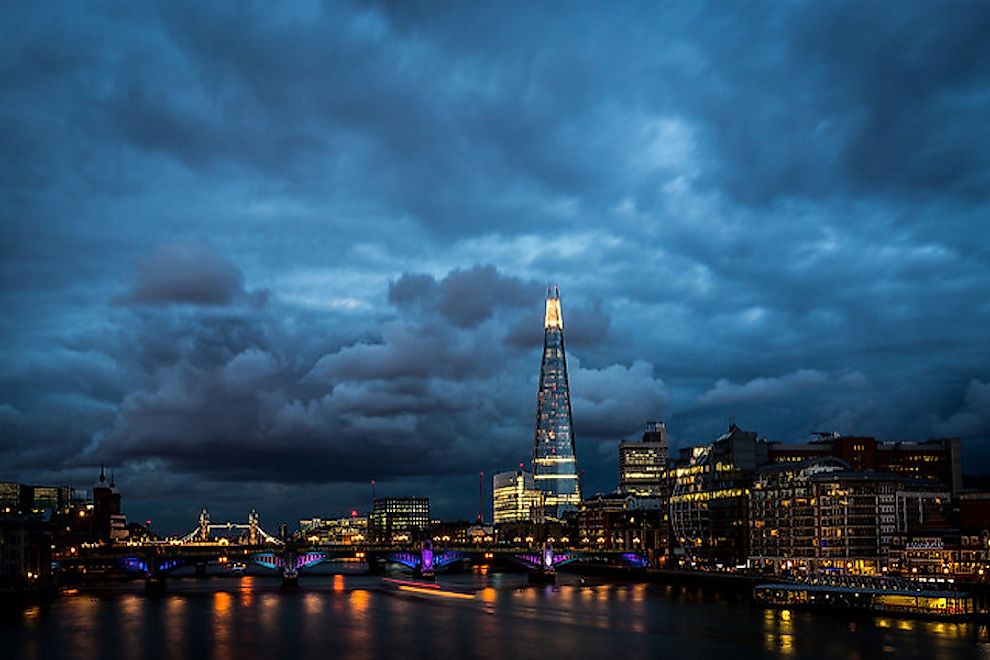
[2,1,989,532]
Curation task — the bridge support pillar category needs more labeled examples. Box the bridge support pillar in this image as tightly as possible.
[195,562,208,578]
[366,556,385,575]
[528,568,556,584]
[281,568,299,589]
[145,575,167,594]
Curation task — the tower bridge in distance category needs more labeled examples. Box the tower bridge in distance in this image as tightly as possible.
[59,510,648,593]
[179,508,282,545]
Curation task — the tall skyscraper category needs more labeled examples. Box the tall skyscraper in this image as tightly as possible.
[532,285,581,518]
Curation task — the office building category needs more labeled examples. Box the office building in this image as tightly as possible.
[769,436,962,494]
[492,470,543,524]
[669,424,765,568]
[369,497,430,544]
[619,421,668,497]
[532,285,581,518]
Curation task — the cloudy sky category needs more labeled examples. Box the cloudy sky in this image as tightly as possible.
[2,1,989,532]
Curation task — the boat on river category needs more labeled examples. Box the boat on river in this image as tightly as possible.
[754,581,978,619]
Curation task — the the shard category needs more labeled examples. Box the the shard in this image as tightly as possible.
[532,284,581,519]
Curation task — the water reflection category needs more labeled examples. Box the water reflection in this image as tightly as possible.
[240,576,255,607]
[164,597,186,660]
[119,594,144,660]
[212,591,233,660]
[2,576,987,660]
[762,608,795,656]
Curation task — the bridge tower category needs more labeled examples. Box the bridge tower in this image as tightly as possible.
[198,508,210,542]
[416,540,436,580]
[249,509,260,545]
[529,541,557,584]
[280,541,299,589]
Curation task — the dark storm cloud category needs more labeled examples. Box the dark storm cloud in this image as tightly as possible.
[117,242,265,307]
[2,1,989,528]
[389,265,535,328]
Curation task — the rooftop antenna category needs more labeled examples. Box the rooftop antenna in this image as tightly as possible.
[370,479,377,501]
[477,471,484,524]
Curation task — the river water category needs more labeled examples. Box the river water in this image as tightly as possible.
[2,569,988,659]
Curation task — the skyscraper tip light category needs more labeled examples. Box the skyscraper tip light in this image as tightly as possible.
[532,284,581,519]
[544,283,563,329]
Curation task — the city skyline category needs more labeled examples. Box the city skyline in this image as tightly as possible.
[2,3,990,533]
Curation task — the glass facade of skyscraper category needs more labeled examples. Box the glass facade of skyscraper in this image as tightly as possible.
[532,285,581,519]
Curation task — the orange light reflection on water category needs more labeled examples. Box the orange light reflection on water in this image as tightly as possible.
[240,576,254,607]
[120,594,144,660]
[762,608,795,657]
[351,589,370,614]
[333,575,346,592]
[164,597,186,660]
[212,591,234,660]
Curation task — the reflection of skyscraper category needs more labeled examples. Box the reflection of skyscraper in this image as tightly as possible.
[532,285,581,518]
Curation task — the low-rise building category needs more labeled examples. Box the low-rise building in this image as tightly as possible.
[299,515,369,545]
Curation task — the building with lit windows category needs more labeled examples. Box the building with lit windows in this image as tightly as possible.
[299,515,368,545]
[31,486,72,515]
[669,424,766,568]
[492,470,543,524]
[749,456,959,575]
[532,285,581,519]
[369,497,430,544]
[0,483,27,513]
[619,421,668,497]
[749,457,848,575]
[768,436,962,495]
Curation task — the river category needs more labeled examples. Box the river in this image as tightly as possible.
[2,569,987,659]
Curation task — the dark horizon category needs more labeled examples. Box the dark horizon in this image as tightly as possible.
[3,2,990,533]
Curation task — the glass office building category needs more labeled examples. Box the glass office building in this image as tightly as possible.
[532,285,581,519]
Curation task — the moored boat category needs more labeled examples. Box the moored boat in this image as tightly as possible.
[755,581,977,619]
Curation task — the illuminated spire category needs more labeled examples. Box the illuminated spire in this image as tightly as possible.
[544,283,563,329]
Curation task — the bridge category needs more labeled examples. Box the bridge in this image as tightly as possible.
[56,508,649,592]
[61,538,648,592]
[178,509,281,545]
